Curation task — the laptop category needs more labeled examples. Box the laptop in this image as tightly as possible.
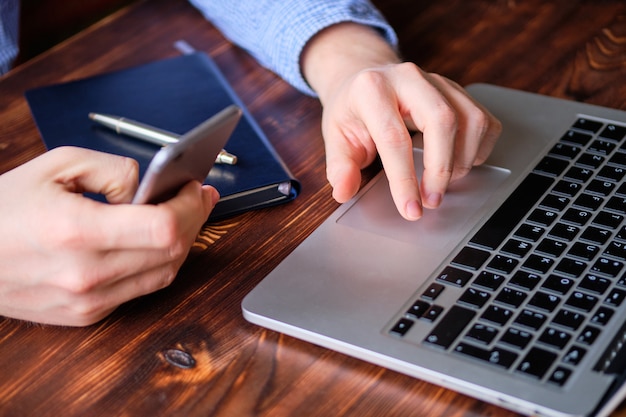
[242,83,626,417]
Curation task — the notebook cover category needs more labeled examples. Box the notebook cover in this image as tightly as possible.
[24,52,300,221]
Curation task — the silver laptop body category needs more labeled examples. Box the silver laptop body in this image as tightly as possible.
[243,84,626,417]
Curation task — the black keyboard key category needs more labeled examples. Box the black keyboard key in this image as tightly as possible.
[509,271,541,291]
[562,208,592,226]
[541,274,574,295]
[535,156,569,177]
[564,166,593,183]
[586,179,615,196]
[598,166,626,182]
[553,180,583,197]
[528,291,561,312]
[568,242,599,261]
[495,287,527,308]
[501,239,533,257]
[577,153,605,168]
[549,223,580,241]
[589,140,616,156]
[600,124,626,141]
[573,118,603,133]
[473,271,506,291]
[536,238,567,257]
[517,347,557,379]
[422,283,445,300]
[424,305,476,349]
[591,257,624,277]
[390,318,414,336]
[540,194,570,211]
[573,193,603,211]
[609,152,626,168]
[459,288,490,308]
[528,208,558,227]
[480,305,513,326]
[522,254,554,274]
[436,266,473,287]
[549,143,581,159]
[606,197,626,215]
[500,327,532,349]
[553,309,584,330]
[565,291,599,312]
[605,241,626,261]
[593,211,624,229]
[579,274,611,294]
[563,345,587,365]
[618,183,626,197]
[470,173,554,250]
[452,246,490,270]
[487,255,519,274]
[577,326,601,345]
[454,343,518,369]
[580,226,611,245]
[591,306,614,325]
[562,129,593,146]
[465,323,498,344]
[554,257,587,278]
[514,309,547,330]
[514,224,545,242]
[605,288,626,307]
[407,300,431,318]
[539,327,572,349]
[422,305,444,322]
[549,367,572,386]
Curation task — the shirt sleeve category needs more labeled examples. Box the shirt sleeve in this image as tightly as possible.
[0,0,20,75]
[187,0,398,96]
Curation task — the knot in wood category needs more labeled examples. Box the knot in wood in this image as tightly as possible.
[163,348,196,369]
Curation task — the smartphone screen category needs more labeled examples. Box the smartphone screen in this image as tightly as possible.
[132,105,241,204]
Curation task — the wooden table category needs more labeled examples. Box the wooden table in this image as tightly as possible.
[1,0,625,415]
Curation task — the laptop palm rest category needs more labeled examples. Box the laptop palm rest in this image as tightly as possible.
[337,149,510,249]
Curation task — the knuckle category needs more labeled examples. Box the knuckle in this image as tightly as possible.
[150,208,181,248]
[119,156,140,181]
[351,68,389,94]
[42,220,88,250]
[157,268,178,290]
[67,298,110,326]
[432,103,458,132]
[453,163,473,179]
[56,266,100,295]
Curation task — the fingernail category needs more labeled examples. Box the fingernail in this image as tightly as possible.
[425,192,442,208]
[203,185,220,204]
[405,200,422,221]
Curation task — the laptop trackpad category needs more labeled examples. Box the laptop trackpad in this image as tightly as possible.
[337,149,510,249]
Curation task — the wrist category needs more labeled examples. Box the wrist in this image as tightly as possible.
[301,22,400,105]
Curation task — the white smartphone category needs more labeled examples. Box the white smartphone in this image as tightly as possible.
[132,105,242,204]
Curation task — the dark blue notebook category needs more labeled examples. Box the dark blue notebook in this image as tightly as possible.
[24,52,300,221]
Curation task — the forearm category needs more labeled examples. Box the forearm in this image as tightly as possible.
[188,0,398,96]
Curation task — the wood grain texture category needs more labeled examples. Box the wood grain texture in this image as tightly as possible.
[1,0,625,416]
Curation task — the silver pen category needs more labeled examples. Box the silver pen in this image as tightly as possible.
[88,112,238,165]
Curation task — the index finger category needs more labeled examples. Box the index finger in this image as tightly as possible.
[353,72,423,221]
[70,181,217,250]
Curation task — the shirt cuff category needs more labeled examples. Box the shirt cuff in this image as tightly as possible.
[275,1,399,96]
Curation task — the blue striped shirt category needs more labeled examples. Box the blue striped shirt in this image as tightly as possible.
[188,0,398,95]
[0,0,397,95]
[0,0,19,75]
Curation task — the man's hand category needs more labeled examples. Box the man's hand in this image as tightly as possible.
[302,23,501,220]
[0,147,218,326]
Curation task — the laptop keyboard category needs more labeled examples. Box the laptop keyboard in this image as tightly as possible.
[388,116,626,387]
